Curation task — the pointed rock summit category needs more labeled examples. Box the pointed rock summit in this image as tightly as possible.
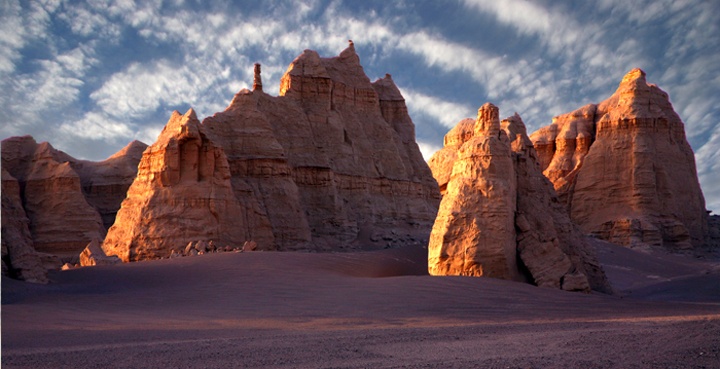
[101,45,440,258]
[428,104,611,293]
[1,135,146,269]
[530,68,708,251]
[102,109,249,261]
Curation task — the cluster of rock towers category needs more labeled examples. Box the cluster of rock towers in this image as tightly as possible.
[1,43,711,295]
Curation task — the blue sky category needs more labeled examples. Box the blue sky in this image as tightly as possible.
[2,0,719,211]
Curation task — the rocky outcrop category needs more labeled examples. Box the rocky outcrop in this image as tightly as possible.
[71,140,148,230]
[79,238,121,266]
[204,42,439,250]
[530,69,708,251]
[1,136,106,259]
[102,109,249,261]
[2,44,439,265]
[428,104,611,293]
[1,136,145,266]
[273,42,440,246]
[1,168,48,283]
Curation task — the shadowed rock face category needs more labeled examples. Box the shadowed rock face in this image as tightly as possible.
[101,43,440,257]
[271,43,440,247]
[1,168,48,283]
[530,69,708,251]
[428,104,612,293]
[1,136,146,265]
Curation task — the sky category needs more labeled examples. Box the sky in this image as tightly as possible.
[1,0,719,211]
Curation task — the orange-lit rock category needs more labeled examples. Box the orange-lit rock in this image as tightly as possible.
[428,105,611,293]
[530,69,708,251]
[79,238,121,266]
[428,103,519,280]
[102,109,250,261]
[274,42,440,247]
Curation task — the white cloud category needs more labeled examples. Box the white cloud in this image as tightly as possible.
[417,141,443,162]
[401,88,475,129]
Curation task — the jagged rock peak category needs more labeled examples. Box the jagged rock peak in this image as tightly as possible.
[339,39,357,59]
[529,68,708,251]
[621,67,646,83]
[102,107,245,261]
[372,73,404,101]
[107,140,148,160]
[475,102,500,137]
[283,49,329,78]
[428,105,611,293]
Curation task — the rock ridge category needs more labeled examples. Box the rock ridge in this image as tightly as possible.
[530,68,708,252]
[428,104,612,293]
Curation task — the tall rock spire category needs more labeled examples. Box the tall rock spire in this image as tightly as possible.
[253,63,262,92]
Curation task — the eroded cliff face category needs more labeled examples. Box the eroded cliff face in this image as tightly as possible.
[1,168,48,283]
[1,137,106,259]
[2,43,440,267]
[1,136,145,266]
[203,42,440,251]
[271,42,440,247]
[530,69,708,251]
[428,104,612,293]
[102,110,249,261]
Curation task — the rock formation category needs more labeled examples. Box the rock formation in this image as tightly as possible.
[1,168,48,283]
[269,41,440,247]
[1,136,106,259]
[428,104,612,293]
[108,42,440,258]
[102,109,249,261]
[2,43,439,268]
[71,140,148,230]
[79,238,121,266]
[1,136,145,266]
[530,69,708,251]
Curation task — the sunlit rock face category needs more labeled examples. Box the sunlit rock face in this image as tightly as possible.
[428,104,612,293]
[102,110,250,262]
[530,69,708,251]
[102,43,440,258]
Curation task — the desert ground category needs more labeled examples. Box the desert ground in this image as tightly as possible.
[3,240,719,368]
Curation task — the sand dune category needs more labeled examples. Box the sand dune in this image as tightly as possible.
[3,244,719,368]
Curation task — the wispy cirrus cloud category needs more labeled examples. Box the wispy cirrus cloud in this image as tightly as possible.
[2,0,720,210]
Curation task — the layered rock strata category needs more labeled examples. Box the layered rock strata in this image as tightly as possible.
[102,110,249,261]
[205,42,438,251]
[1,168,48,283]
[1,137,106,259]
[428,104,611,293]
[1,136,145,264]
[530,69,707,251]
[269,41,440,247]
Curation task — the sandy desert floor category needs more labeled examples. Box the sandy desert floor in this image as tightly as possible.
[2,240,720,368]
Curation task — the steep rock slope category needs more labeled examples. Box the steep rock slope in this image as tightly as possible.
[1,168,48,283]
[428,104,611,293]
[1,137,105,259]
[102,110,248,261]
[204,42,439,251]
[530,69,707,251]
[1,136,145,263]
